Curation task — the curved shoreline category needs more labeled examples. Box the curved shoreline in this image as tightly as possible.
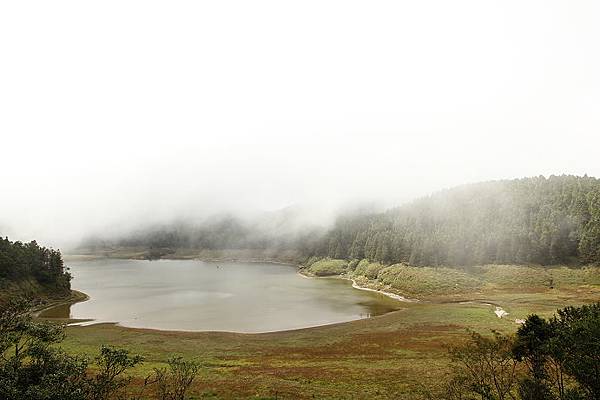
[297,270,418,303]
[348,278,418,302]
[33,289,90,319]
[44,263,403,334]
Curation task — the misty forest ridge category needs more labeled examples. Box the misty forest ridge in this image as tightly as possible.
[79,175,600,267]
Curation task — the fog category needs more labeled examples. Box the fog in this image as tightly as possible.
[1,1,600,248]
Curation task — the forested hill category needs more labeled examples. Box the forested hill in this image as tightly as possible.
[318,175,600,266]
[79,175,600,267]
[79,211,326,261]
[0,238,71,300]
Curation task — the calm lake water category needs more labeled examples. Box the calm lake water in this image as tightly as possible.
[48,259,401,332]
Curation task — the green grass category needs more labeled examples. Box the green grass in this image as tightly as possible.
[26,259,599,399]
[54,277,600,399]
[372,264,482,296]
[0,277,73,305]
[477,264,600,289]
[308,259,600,299]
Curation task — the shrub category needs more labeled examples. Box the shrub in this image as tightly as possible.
[307,259,348,276]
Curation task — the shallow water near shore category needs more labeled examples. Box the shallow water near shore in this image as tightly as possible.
[47,259,401,332]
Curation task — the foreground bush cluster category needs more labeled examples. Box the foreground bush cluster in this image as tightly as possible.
[431,303,600,400]
[320,176,600,266]
[0,297,200,400]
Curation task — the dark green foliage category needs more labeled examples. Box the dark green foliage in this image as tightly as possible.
[513,315,556,381]
[320,175,600,266]
[518,377,556,400]
[552,304,600,399]
[444,303,600,400]
[0,298,143,400]
[0,237,71,295]
[578,190,600,265]
[448,330,521,400]
[152,356,201,400]
[0,297,207,400]
[0,297,81,400]
[83,176,600,267]
[89,346,144,400]
[512,303,600,400]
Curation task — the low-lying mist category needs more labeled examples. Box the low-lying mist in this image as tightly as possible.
[74,201,386,255]
[73,175,600,270]
[2,1,600,252]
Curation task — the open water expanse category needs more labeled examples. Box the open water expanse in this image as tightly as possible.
[45,259,401,332]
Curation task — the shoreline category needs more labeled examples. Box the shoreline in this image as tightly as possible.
[348,277,418,302]
[298,270,418,303]
[68,308,407,335]
[44,265,407,335]
[32,289,90,319]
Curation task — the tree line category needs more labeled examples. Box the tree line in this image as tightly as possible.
[0,238,71,295]
[81,215,324,260]
[318,175,600,266]
[81,175,600,267]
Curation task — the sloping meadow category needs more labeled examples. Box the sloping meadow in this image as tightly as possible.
[302,258,600,298]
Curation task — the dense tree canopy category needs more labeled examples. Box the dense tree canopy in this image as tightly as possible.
[444,302,600,400]
[320,175,600,266]
[81,175,600,267]
[0,238,71,295]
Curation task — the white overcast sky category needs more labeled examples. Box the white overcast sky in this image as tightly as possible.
[1,1,599,246]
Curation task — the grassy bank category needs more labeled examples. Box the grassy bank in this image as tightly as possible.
[0,277,74,306]
[302,258,600,300]
[49,260,600,399]
[57,285,598,399]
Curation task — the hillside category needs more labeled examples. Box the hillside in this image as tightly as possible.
[80,175,600,269]
[0,237,71,302]
[318,175,600,266]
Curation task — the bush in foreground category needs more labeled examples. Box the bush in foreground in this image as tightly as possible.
[0,297,201,400]
[436,302,600,400]
[305,258,348,276]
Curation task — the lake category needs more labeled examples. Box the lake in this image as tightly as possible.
[46,259,401,332]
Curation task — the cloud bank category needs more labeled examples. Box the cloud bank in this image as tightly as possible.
[1,1,599,247]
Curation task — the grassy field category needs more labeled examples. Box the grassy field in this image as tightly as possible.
[54,262,600,400]
[304,259,600,298]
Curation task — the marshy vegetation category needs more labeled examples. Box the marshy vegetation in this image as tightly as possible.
[302,258,599,298]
